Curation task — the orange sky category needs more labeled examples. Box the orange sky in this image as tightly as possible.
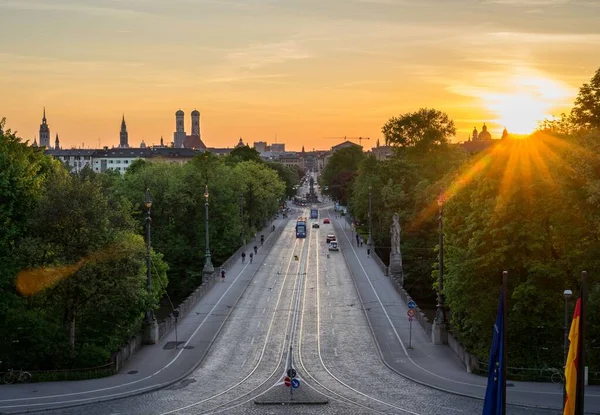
[1,0,598,151]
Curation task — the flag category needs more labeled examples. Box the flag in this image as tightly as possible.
[563,298,582,415]
[482,290,506,415]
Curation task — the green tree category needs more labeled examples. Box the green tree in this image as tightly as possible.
[382,108,456,149]
[266,161,300,199]
[571,67,600,130]
[321,146,365,204]
[226,146,263,165]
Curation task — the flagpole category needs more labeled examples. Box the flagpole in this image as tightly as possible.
[502,270,508,415]
[576,271,587,415]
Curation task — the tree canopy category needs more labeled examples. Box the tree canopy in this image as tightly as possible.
[571,67,600,130]
[382,108,456,149]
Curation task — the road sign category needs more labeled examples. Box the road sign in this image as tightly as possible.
[408,316,414,322]
[287,368,297,378]
[284,376,291,387]
[291,378,300,388]
[407,309,416,318]
[407,300,417,309]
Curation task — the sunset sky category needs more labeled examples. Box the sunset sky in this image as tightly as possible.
[1,0,598,151]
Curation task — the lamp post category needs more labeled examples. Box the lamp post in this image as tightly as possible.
[203,185,214,278]
[240,192,245,246]
[368,184,373,248]
[144,189,154,324]
[435,191,446,325]
[563,288,572,405]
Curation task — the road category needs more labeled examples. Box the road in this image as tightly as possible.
[25,204,556,415]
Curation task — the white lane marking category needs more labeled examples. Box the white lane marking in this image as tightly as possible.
[257,321,261,328]
[251,337,255,345]
[334,348,338,357]
[262,307,266,314]
[330,313,333,320]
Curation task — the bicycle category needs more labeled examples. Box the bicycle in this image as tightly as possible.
[550,367,564,384]
[3,368,32,384]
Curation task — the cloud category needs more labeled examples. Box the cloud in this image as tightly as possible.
[226,40,312,70]
[483,0,572,5]
[0,0,155,18]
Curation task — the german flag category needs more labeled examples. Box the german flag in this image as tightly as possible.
[563,297,583,415]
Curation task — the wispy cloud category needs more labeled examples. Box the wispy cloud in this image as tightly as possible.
[483,0,572,5]
[0,0,156,18]
[226,40,312,70]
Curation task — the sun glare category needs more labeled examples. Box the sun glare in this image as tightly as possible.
[480,71,574,134]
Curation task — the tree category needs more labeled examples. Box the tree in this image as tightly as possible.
[225,146,263,165]
[382,108,456,149]
[266,161,300,199]
[571,67,600,130]
[321,146,365,204]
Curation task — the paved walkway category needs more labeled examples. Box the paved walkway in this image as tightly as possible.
[328,206,600,413]
[0,219,287,414]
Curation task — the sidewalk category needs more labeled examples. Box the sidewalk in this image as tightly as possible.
[329,208,600,413]
[0,219,286,414]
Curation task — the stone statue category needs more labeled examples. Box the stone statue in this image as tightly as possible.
[391,213,401,255]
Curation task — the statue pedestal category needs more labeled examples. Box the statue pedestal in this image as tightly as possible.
[432,321,448,345]
[389,254,404,285]
[143,319,159,345]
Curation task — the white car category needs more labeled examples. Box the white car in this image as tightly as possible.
[328,241,339,251]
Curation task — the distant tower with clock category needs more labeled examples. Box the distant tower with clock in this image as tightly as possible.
[191,109,200,136]
[119,114,129,148]
[39,107,51,149]
[174,109,186,148]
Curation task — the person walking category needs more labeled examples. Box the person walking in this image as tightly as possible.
[221,268,226,281]
[254,245,258,255]
[367,248,371,258]
[360,236,364,247]
[242,252,246,263]
[356,234,360,247]
[249,252,254,264]
[260,234,264,246]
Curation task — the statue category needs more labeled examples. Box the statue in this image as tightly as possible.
[391,213,401,255]
[389,213,404,285]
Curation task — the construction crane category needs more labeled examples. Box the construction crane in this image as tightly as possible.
[324,136,371,147]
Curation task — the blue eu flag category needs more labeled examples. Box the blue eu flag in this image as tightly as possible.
[482,290,505,415]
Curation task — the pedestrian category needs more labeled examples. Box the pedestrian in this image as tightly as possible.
[249,252,254,264]
[260,234,264,246]
[272,224,275,232]
[360,237,364,247]
[242,252,246,263]
[254,245,258,255]
[221,268,226,281]
[367,248,371,258]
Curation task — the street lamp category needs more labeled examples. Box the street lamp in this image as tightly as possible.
[563,288,573,404]
[435,190,446,324]
[144,188,154,324]
[368,184,373,248]
[240,192,245,246]
[203,185,214,277]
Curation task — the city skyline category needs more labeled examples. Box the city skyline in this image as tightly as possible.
[1,0,598,150]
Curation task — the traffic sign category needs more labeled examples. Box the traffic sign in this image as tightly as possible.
[407,300,417,309]
[408,316,414,323]
[287,368,297,378]
[284,376,291,387]
[291,378,300,388]
[407,309,416,318]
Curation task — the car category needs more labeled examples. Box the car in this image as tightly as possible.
[323,218,331,224]
[326,234,336,243]
[312,222,320,229]
[328,241,339,251]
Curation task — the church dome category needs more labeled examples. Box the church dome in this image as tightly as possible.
[191,109,200,116]
[176,109,184,116]
[478,123,492,140]
[236,137,245,148]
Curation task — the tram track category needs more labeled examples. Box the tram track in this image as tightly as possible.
[157,217,312,415]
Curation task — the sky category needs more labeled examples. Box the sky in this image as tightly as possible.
[0,0,598,151]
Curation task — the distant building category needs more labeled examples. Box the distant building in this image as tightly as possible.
[331,140,361,152]
[173,109,207,150]
[236,137,246,148]
[119,115,129,148]
[253,141,268,153]
[370,139,393,160]
[270,143,285,153]
[39,108,51,149]
[461,123,500,154]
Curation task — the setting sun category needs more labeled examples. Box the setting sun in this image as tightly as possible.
[482,71,574,134]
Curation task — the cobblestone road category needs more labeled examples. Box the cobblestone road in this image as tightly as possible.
[40,212,557,415]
